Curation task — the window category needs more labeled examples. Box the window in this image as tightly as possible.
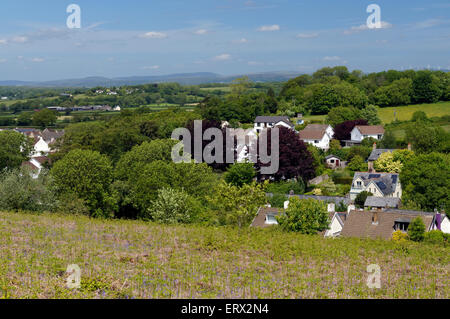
[357,181,362,187]
[330,160,335,163]
[314,140,319,144]
[265,214,278,225]
[394,222,409,232]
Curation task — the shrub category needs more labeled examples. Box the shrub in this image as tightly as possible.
[0,167,56,212]
[277,198,329,234]
[265,180,305,195]
[424,230,446,245]
[392,230,408,242]
[269,193,288,208]
[149,187,199,224]
[51,149,116,218]
[224,162,256,187]
[408,217,426,242]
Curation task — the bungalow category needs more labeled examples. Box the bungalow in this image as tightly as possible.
[340,209,448,239]
[350,172,402,201]
[254,116,294,133]
[299,124,334,151]
[350,125,384,143]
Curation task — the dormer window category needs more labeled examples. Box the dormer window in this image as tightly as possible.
[265,214,278,225]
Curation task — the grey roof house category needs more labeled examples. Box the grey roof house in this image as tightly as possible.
[350,172,402,200]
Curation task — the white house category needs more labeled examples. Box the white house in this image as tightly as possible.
[324,212,347,238]
[350,172,402,201]
[350,125,385,143]
[254,116,294,133]
[299,124,334,151]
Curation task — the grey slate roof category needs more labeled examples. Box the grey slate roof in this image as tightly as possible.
[368,149,395,161]
[364,196,401,208]
[352,172,400,196]
[288,194,351,206]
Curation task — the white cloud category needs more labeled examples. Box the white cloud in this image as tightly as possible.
[213,54,231,61]
[414,19,449,29]
[12,36,28,43]
[257,24,280,32]
[142,65,160,70]
[344,21,392,34]
[233,38,248,44]
[248,61,263,66]
[194,29,208,35]
[296,32,319,39]
[0,39,7,45]
[323,56,341,61]
[31,57,45,63]
[0,58,6,63]
[140,31,168,39]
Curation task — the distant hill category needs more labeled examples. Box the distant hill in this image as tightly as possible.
[0,71,303,88]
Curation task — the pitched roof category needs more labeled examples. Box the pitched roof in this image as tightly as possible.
[32,156,50,165]
[288,194,351,206]
[304,124,330,131]
[325,155,342,160]
[250,207,282,228]
[340,210,435,240]
[364,196,401,208]
[368,149,395,161]
[255,116,290,124]
[299,128,327,140]
[355,125,385,135]
[352,172,400,196]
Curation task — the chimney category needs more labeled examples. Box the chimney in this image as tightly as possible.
[372,211,379,225]
[373,143,377,151]
[368,161,375,173]
[408,143,412,151]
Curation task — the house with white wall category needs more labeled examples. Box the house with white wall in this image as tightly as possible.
[350,125,385,143]
[299,124,334,150]
[350,172,402,201]
[254,116,294,133]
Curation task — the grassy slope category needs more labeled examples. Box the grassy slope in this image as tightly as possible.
[0,211,448,299]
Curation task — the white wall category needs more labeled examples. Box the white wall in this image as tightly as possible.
[303,133,330,150]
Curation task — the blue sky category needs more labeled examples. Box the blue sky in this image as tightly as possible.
[0,0,449,81]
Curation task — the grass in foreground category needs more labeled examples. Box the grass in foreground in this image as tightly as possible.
[0,211,448,299]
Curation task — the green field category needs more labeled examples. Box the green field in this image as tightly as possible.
[301,102,450,125]
[0,211,448,299]
[378,102,450,124]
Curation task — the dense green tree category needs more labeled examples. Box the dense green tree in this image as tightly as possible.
[348,155,368,172]
[51,149,116,217]
[412,71,442,103]
[0,130,32,171]
[359,105,382,125]
[224,162,257,187]
[401,152,449,212]
[326,107,360,127]
[405,122,448,153]
[32,109,57,128]
[277,198,329,234]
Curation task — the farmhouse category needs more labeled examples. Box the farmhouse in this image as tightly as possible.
[254,116,294,133]
[350,172,402,201]
[343,125,385,147]
[299,124,334,150]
